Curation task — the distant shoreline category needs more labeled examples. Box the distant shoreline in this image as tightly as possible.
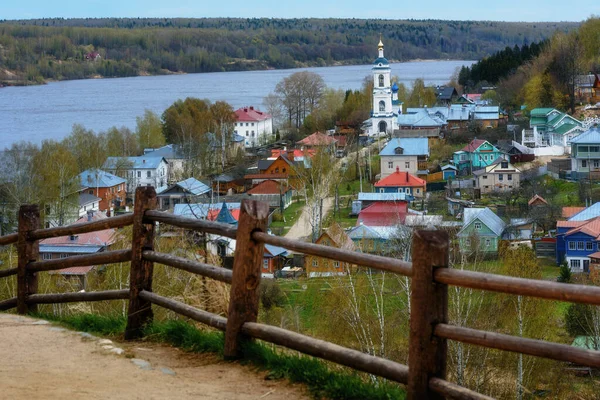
[1,58,474,88]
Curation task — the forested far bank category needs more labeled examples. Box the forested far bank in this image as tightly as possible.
[0,17,578,85]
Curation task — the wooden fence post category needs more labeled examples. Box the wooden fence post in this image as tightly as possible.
[16,205,40,315]
[124,187,157,340]
[224,199,269,359]
[408,230,449,400]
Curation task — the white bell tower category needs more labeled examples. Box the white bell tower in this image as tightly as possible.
[370,38,396,136]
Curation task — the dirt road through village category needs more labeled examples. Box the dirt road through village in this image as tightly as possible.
[284,197,334,240]
[0,313,309,400]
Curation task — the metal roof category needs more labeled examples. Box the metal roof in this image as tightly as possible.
[173,203,241,219]
[264,244,288,257]
[79,169,127,188]
[569,127,600,144]
[79,193,101,206]
[460,207,505,236]
[347,224,405,240]
[568,202,600,221]
[357,192,413,202]
[169,177,211,196]
[39,245,104,254]
[103,156,167,170]
[379,138,429,156]
[143,144,185,159]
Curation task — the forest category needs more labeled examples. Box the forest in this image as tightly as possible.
[0,17,578,85]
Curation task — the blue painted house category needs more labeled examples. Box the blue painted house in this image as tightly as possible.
[441,164,457,180]
[556,202,600,269]
[452,139,503,175]
[374,168,427,198]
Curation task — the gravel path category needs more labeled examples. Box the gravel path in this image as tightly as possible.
[0,313,308,400]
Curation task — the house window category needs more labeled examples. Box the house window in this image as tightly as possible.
[388,161,393,169]
[378,74,384,87]
[485,238,491,247]
[251,123,255,126]
[379,100,385,112]
[246,123,249,126]
[465,239,471,247]
[591,146,599,152]
[570,259,581,270]
[405,161,410,169]
[246,132,249,136]
[577,241,585,250]
[508,174,512,181]
[137,171,141,178]
[475,222,482,230]
[582,160,588,168]
[333,261,340,269]
[147,171,151,178]
[398,188,402,193]
[89,190,93,195]
[587,242,594,251]
[380,188,385,193]
[482,175,488,179]
[263,260,269,270]
[60,254,69,259]
[42,253,52,260]
[416,189,420,194]
[569,241,576,250]
[498,174,503,181]
[312,259,318,267]
[595,160,600,169]
[460,154,466,161]
[405,188,410,193]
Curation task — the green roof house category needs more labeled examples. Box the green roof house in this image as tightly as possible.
[522,108,584,150]
[457,207,506,254]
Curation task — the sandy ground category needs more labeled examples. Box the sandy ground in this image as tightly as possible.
[0,313,309,400]
[284,197,334,240]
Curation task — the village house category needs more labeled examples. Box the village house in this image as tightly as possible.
[453,139,503,175]
[156,177,211,210]
[357,201,415,226]
[296,131,337,150]
[234,106,273,148]
[457,207,506,255]
[473,158,521,194]
[262,244,288,278]
[556,202,600,266]
[39,211,117,289]
[569,127,600,180]
[347,223,405,256]
[79,169,127,214]
[575,73,600,103]
[374,168,426,198]
[143,145,187,183]
[246,180,293,210]
[102,156,169,196]
[379,138,429,178]
[521,108,584,154]
[305,222,355,278]
[557,217,600,273]
[435,86,459,105]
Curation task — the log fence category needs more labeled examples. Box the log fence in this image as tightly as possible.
[0,186,599,399]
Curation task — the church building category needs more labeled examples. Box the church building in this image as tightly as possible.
[367,39,400,136]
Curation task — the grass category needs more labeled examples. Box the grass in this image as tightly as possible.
[338,179,372,196]
[270,200,305,236]
[33,313,405,400]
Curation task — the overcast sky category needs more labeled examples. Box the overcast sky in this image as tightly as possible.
[2,1,598,22]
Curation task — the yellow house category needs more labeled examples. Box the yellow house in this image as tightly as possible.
[305,222,355,278]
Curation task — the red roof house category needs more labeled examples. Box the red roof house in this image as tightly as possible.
[234,106,271,122]
[374,168,426,198]
[357,202,412,226]
[296,132,337,148]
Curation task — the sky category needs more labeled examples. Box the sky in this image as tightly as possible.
[1,0,598,22]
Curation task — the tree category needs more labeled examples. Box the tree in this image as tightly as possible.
[33,140,80,226]
[406,78,436,108]
[548,32,585,114]
[63,124,106,171]
[274,71,325,129]
[135,109,165,150]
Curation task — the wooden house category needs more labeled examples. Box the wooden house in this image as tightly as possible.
[305,223,355,278]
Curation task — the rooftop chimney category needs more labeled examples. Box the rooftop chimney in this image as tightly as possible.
[396,166,400,173]
[87,210,94,222]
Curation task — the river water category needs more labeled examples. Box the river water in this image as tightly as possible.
[0,60,473,150]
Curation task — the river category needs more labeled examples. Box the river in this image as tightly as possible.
[0,60,474,150]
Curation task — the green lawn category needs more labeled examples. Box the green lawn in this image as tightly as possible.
[337,179,372,196]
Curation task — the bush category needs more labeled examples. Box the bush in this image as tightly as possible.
[259,279,286,310]
[557,261,572,283]
[565,303,594,337]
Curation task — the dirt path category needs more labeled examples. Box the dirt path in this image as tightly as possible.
[284,197,334,241]
[0,313,309,400]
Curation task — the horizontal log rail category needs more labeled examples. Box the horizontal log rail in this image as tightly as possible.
[27,289,130,304]
[434,268,600,306]
[252,231,413,277]
[139,290,410,384]
[0,297,17,311]
[27,249,132,273]
[145,210,237,239]
[434,323,600,368]
[142,251,233,284]
[29,213,134,241]
[139,290,227,331]
[0,233,18,246]
[429,378,495,400]
[242,321,410,385]
[0,267,18,278]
